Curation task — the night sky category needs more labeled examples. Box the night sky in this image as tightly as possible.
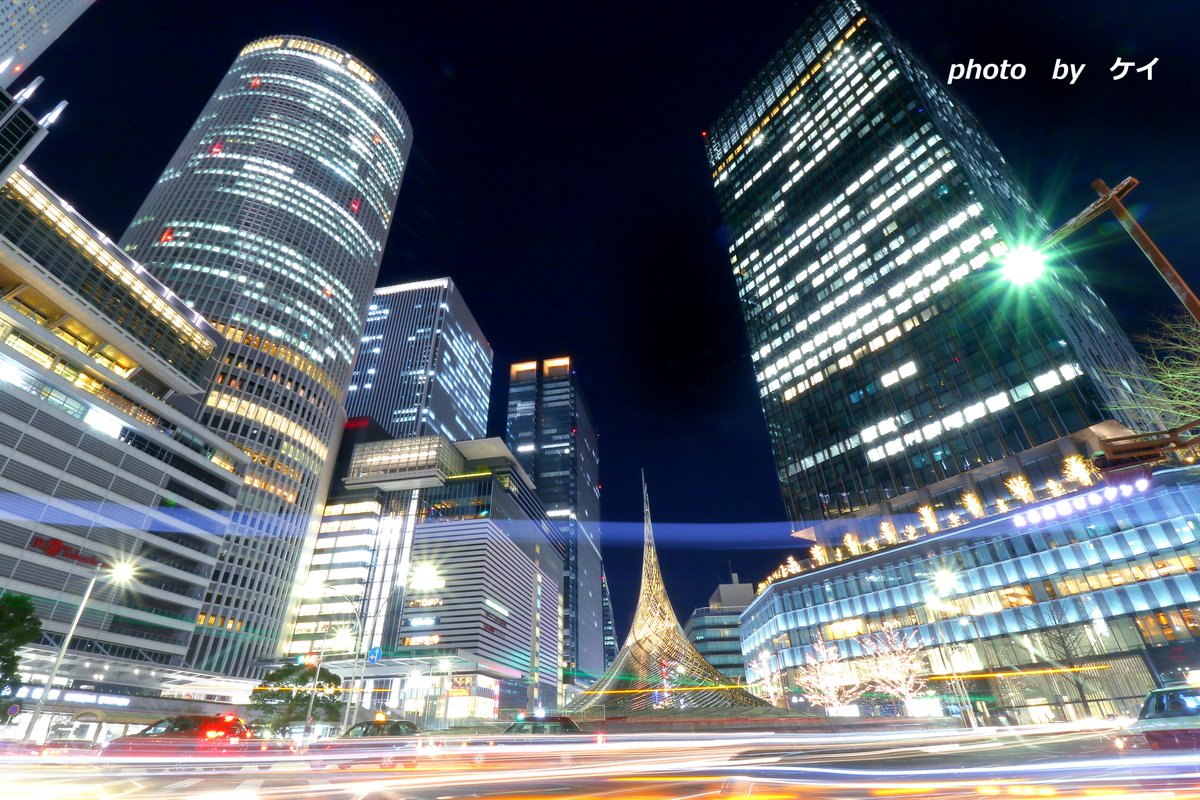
[24,1,1200,635]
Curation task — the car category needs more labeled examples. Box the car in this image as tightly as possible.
[462,716,593,767]
[39,739,101,760]
[305,717,422,770]
[0,740,43,757]
[100,714,293,769]
[1115,685,1200,751]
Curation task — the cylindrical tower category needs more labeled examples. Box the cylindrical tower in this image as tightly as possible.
[120,36,411,677]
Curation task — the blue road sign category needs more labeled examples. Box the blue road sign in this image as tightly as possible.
[366,646,382,664]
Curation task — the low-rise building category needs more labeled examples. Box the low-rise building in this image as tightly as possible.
[743,464,1200,723]
[684,576,755,684]
[0,165,250,742]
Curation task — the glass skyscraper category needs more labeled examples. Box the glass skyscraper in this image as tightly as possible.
[506,357,603,685]
[706,0,1153,528]
[0,0,95,89]
[345,278,491,441]
[119,36,412,677]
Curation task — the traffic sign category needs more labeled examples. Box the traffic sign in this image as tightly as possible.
[366,646,383,664]
[6,703,19,718]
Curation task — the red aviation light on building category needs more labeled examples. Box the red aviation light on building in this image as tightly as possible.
[373,133,382,144]
[210,142,224,155]
[250,76,261,88]
[701,130,709,137]
[349,198,361,214]
[159,227,174,243]
[345,417,370,430]
[323,285,333,298]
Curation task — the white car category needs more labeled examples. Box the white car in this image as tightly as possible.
[1115,686,1200,751]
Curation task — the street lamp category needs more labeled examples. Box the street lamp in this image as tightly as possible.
[23,560,136,742]
[303,624,354,739]
[301,579,366,732]
[999,245,1047,286]
[927,570,977,729]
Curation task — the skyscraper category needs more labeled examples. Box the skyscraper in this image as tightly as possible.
[346,278,492,441]
[600,569,618,669]
[292,425,564,723]
[0,0,96,89]
[120,36,411,676]
[506,357,602,686]
[707,0,1153,528]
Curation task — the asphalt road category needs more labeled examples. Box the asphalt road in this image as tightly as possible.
[9,727,1200,800]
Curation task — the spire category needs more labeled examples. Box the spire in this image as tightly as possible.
[567,477,768,713]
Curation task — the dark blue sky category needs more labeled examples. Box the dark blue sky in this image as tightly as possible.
[23,1,1200,633]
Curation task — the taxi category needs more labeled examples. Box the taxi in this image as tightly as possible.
[1115,685,1200,751]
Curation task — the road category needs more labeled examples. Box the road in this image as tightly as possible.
[7,725,1200,800]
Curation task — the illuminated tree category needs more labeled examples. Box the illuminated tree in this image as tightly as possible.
[995,498,1010,514]
[843,533,862,556]
[863,628,928,711]
[1005,475,1034,503]
[748,651,786,708]
[1045,479,1066,498]
[792,635,864,714]
[810,545,827,566]
[1062,455,1097,487]
[917,505,939,533]
[961,492,985,519]
[879,520,899,546]
[903,524,919,540]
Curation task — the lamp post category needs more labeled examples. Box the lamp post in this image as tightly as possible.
[439,657,453,730]
[303,625,353,740]
[301,579,364,733]
[927,570,977,729]
[23,561,135,743]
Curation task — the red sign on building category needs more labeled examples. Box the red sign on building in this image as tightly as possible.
[28,536,102,567]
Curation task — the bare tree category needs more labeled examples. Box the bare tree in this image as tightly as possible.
[863,628,928,712]
[1020,600,1097,718]
[792,634,864,715]
[1106,312,1200,427]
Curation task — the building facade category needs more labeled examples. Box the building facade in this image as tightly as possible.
[118,36,412,676]
[684,576,756,684]
[0,165,250,740]
[290,425,564,724]
[345,278,491,441]
[506,357,603,686]
[706,0,1154,528]
[743,465,1200,723]
[0,0,95,89]
[601,569,618,669]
